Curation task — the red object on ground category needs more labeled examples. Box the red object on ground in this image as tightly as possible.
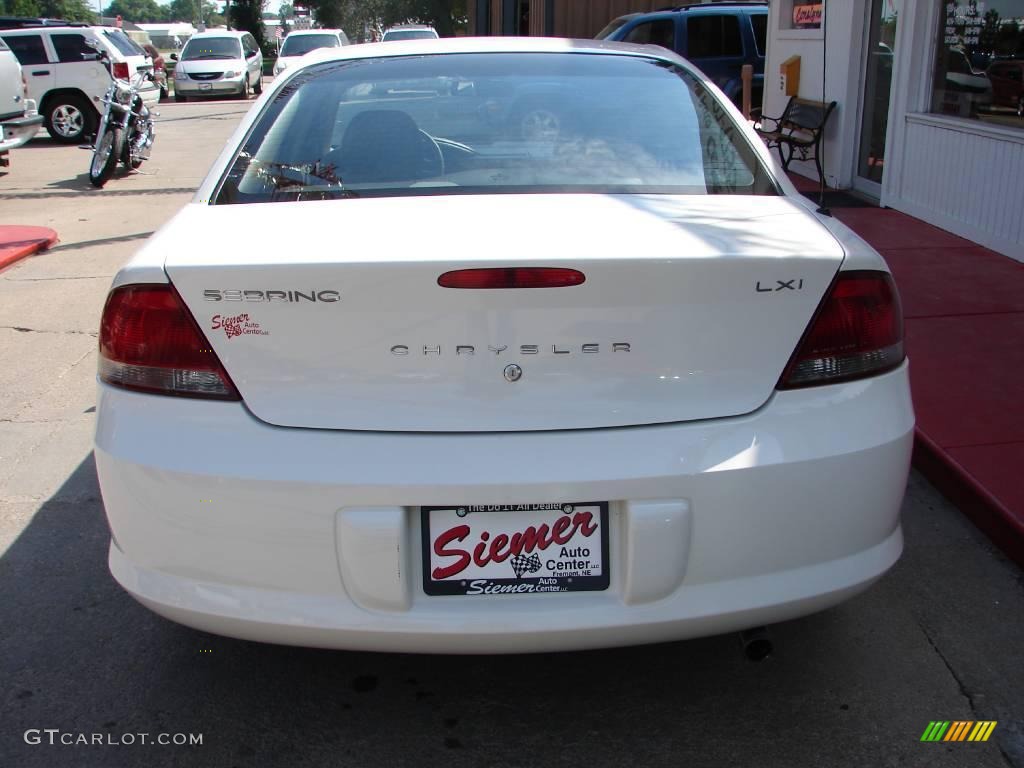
[827,203,1024,568]
[0,225,57,272]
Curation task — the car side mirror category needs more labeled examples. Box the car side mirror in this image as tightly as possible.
[170,52,178,61]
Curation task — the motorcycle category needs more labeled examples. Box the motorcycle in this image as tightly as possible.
[86,44,157,188]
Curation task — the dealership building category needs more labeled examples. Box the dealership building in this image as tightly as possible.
[472,1,1024,261]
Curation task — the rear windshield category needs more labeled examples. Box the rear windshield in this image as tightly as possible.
[215,53,777,204]
[382,29,438,41]
[182,36,241,60]
[281,33,340,56]
[103,29,145,56]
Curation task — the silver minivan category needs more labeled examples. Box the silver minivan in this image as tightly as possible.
[171,30,263,101]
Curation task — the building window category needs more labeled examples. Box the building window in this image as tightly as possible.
[931,0,1024,127]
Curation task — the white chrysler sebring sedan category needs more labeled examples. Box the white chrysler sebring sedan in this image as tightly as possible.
[95,38,913,654]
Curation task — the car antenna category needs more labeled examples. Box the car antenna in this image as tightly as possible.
[817,0,832,217]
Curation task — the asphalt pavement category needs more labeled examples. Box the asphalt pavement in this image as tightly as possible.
[0,98,1022,768]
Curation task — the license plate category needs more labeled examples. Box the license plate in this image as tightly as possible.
[199,83,212,90]
[422,503,609,596]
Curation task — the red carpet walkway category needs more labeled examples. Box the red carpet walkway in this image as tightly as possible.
[794,177,1024,568]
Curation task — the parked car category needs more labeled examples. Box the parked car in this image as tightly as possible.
[170,30,263,102]
[0,24,157,143]
[95,37,912,654]
[597,1,767,112]
[381,24,439,42]
[273,28,348,77]
[142,43,167,101]
[987,59,1024,117]
[0,34,43,166]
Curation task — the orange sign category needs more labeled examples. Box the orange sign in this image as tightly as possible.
[793,3,823,28]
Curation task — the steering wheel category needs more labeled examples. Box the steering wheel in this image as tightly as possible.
[418,130,445,179]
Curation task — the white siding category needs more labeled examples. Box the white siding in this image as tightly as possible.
[890,116,1024,261]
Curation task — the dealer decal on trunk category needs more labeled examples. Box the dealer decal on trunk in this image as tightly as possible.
[211,313,269,339]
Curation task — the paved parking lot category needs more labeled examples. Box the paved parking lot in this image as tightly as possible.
[1,100,1023,768]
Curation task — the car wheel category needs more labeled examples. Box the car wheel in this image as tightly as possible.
[238,78,249,100]
[253,74,263,95]
[44,94,95,144]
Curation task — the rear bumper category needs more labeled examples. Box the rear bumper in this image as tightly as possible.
[0,108,42,153]
[95,363,914,653]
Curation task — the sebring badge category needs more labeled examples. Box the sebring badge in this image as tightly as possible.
[503,364,523,382]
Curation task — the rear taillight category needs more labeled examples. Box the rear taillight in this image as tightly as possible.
[112,62,130,80]
[99,284,240,400]
[21,73,28,100]
[438,267,585,289]
[778,270,904,389]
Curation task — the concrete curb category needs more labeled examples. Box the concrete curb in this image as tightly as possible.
[913,429,1024,569]
[0,225,58,272]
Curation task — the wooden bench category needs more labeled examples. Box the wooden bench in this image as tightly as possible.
[755,97,837,188]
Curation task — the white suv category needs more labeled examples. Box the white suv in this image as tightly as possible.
[0,25,158,143]
[0,36,42,167]
[171,30,263,102]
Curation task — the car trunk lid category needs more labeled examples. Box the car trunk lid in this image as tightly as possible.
[163,193,845,431]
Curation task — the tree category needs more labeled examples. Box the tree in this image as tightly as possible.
[401,0,466,37]
[2,0,40,15]
[979,9,1001,55]
[229,0,266,49]
[103,0,167,23]
[300,0,465,40]
[166,0,218,24]
[278,2,293,20]
[2,0,98,22]
[995,21,1018,57]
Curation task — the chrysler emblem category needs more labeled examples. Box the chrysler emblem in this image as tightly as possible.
[503,364,523,382]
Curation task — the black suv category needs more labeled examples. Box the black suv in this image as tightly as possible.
[597,1,767,113]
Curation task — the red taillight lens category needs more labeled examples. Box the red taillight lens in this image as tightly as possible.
[778,270,904,389]
[438,267,585,289]
[99,284,240,400]
[113,62,130,80]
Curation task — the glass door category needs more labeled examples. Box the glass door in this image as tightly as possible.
[856,0,900,194]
